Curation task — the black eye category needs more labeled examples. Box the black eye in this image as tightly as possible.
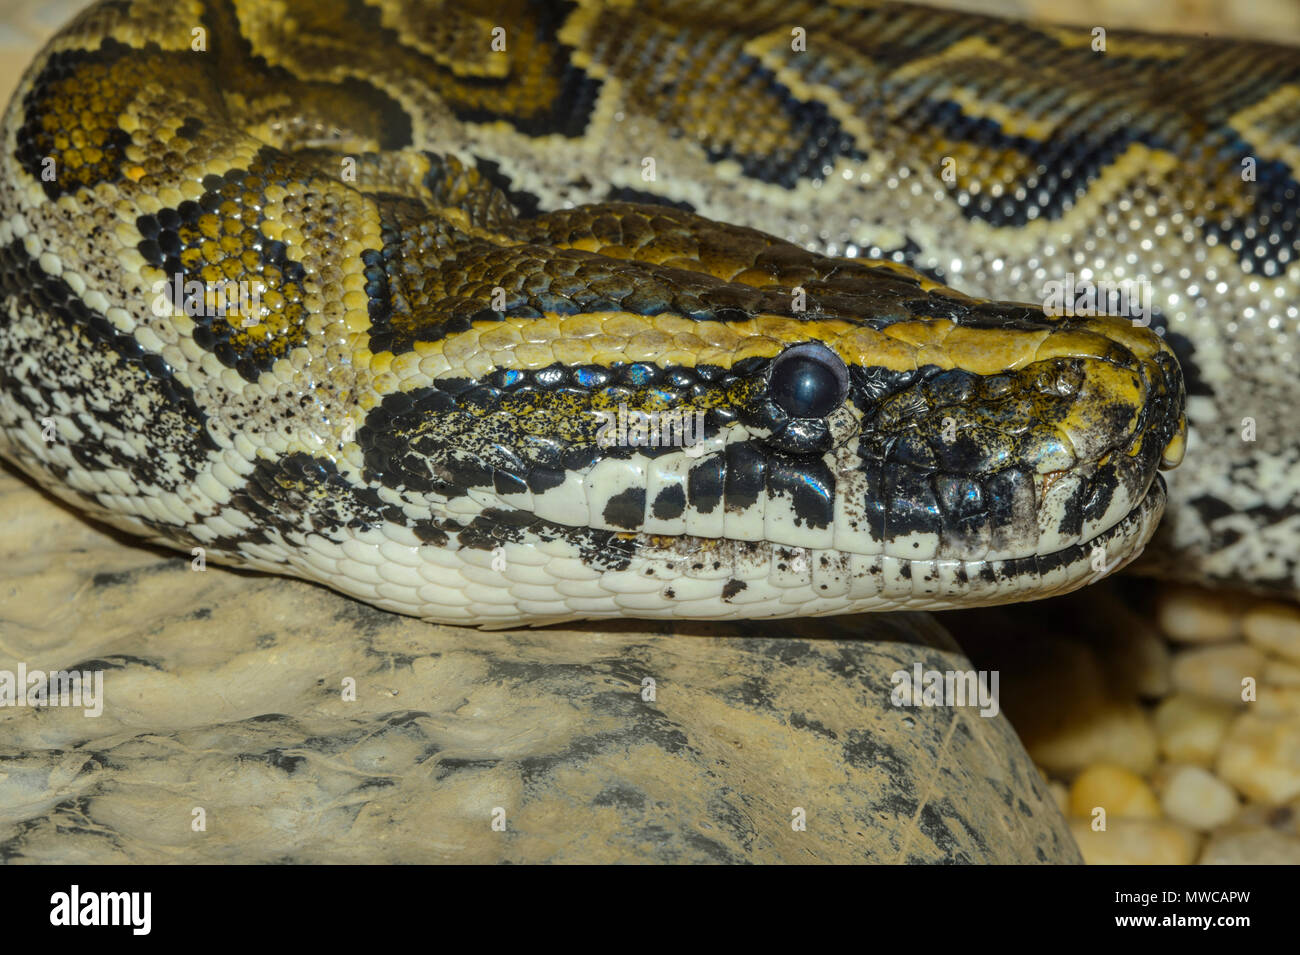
[769,342,849,418]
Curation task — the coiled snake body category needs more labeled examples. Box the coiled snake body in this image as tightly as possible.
[6,0,1295,626]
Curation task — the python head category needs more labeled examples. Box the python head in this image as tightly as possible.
[342,205,1187,625]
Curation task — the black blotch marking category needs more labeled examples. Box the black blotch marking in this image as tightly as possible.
[14,38,143,198]
[602,486,645,530]
[474,157,541,218]
[210,0,411,148]
[723,442,765,512]
[700,52,866,190]
[687,456,725,513]
[651,484,686,520]
[0,238,217,500]
[226,452,409,549]
[766,455,834,528]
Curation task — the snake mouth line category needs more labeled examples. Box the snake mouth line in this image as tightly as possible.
[961,473,1167,605]
[607,470,1168,609]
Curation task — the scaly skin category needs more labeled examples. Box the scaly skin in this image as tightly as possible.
[0,0,1195,625]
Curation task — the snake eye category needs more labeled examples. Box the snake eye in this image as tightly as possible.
[769,342,849,418]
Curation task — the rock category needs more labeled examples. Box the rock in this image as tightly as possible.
[1068,764,1161,819]
[1069,818,1200,865]
[1002,638,1159,776]
[1215,713,1300,805]
[1027,700,1160,778]
[1158,766,1239,830]
[1231,797,1300,837]
[1156,585,1242,644]
[1088,605,1172,699]
[0,465,1080,864]
[1153,693,1237,766]
[1199,828,1300,864]
[1243,601,1300,664]
[1258,686,1300,719]
[1171,644,1266,705]
[1049,780,1070,817]
[1265,658,1300,687]
[947,584,1171,699]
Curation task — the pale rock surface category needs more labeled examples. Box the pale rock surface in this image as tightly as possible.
[1200,828,1300,865]
[1171,645,1265,705]
[1155,586,1242,644]
[1153,693,1237,766]
[1069,818,1200,865]
[1068,765,1161,819]
[0,466,1080,863]
[1158,765,1240,830]
[1243,602,1300,664]
[1215,713,1300,806]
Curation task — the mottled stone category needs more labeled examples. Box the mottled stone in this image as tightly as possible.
[0,465,1078,863]
[1068,764,1161,819]
[1158,765,1239,830]
[1215,713,1300,805]
[1153,693,1237,766]
[1171,644,1266,705]
[1048,779,1070,817]
[1069,818,1200,865]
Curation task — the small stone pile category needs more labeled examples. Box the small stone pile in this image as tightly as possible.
[970,586,1300,864]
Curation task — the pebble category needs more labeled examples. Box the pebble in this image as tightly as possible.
[1265,658,1300,687]
[1232,798,1300,836]
[1153,693,1236,765]
[1005,638,1158,775]
[1171,644,1265,704]
[1156,586,1241,643]
[1091,613,1172,699]
[1243,601,1300,663]
[1029,698,1159,776]
[1258,685,1300,719]
[1158,765,1239,830]
[1069,818,1199,865]
[1215,713,1300,804]
[1199,828,1300,865]
[1068,764,1161,819]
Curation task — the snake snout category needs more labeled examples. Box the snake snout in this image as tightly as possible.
[1161,415,1188,469]
[846,305,1187,578]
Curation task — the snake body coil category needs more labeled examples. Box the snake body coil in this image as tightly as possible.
[17,0,1299,627]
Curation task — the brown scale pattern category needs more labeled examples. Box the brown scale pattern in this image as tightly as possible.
[0,0,1198,627]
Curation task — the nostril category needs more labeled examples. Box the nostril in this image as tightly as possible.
[1034,360,1083,397]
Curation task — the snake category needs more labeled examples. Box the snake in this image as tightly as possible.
[13,0,1300,629]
